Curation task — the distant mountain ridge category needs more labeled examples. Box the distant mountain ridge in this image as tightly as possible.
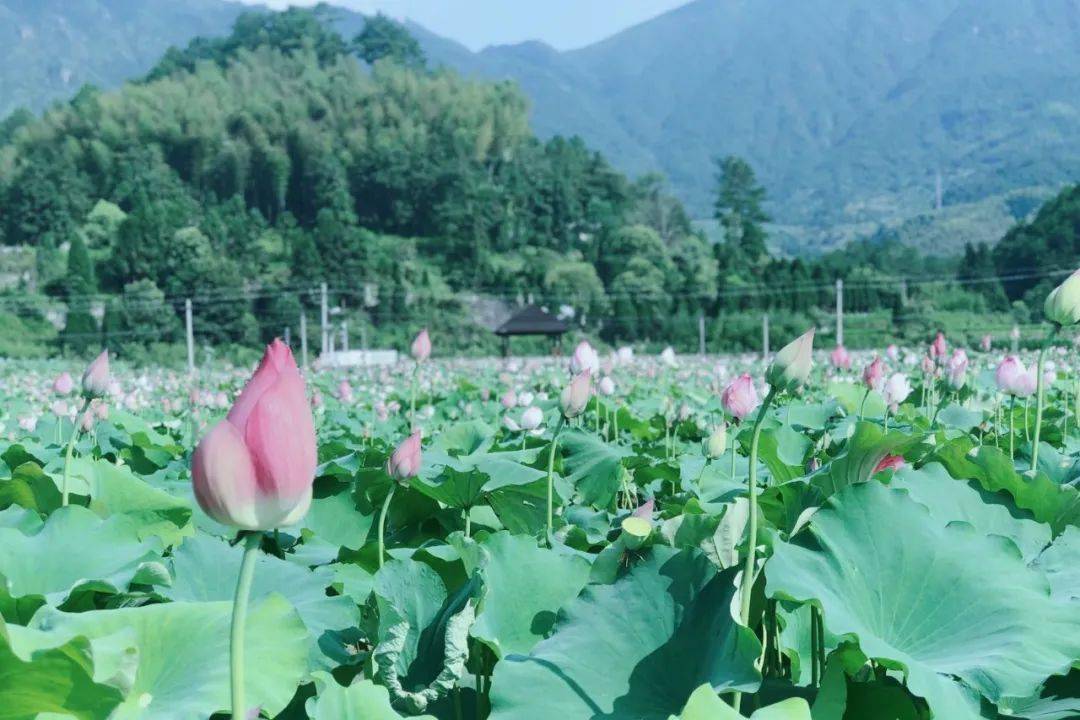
[2,0,1079,254]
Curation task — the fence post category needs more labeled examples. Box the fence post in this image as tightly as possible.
[835,279,844,346]
[185,299,195,375]
[762,313,770,359]
[697,310,706,355]
[342,320,349,352]
[1011,325,1020,353]
[300,313,309,369]
[284,325,291,346]
[319,282,328,356]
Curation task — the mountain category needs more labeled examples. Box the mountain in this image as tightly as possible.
[3,0,1079,254]
[0,0,247,116]
[418,0,1080,251]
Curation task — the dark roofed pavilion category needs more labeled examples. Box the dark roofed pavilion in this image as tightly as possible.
[494,304,568,356]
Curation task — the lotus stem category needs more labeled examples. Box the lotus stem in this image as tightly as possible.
[545,415,566,547]
[61,397,92,507]
[1010,396,1016,461]
[230,532,262,720]
[1032,327,1057,471]
[378,485,396,568]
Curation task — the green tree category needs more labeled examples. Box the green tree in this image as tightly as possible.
[62,234,99,352]
[713,156,769,260]
[352,14,426,69]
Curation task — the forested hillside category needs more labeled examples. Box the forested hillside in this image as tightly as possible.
[3,0,1078,256]
[0,9,1073,360]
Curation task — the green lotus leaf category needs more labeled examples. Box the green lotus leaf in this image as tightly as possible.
[488,549,761,720]
[560,428,633,508]
[27,595,308,719]
[0,616,124,719]
[669,683,812,719]
[0,505,162,605]
[930,440,1080,534]
[73,458,193,546]
[1034,525,1080,602]
[893,463,1052,561]
[811,421,924,499]
[471,531,591,657]
[165,534,359,670]
[767,481,1080,719]
[305,671,436,719]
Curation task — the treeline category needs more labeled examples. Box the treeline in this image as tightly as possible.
[0,8,1073,358]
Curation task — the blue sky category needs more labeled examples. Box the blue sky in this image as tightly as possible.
[240,0,693,50]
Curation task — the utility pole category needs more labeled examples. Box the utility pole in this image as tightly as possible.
[341,320,349,352]
[319,283,328,356]
[1011,325,1020,353]
[185,299,194,375]
[835,279,844,346]
[697,310,706,355]
[762,313,770,359]
[900,279,908,306]
[284,326,291,346]
[300,312,309,369]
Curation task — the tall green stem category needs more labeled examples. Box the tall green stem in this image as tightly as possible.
[378,485,396,568]
[1032,328,1057,471]
[1010,396,1016,461]
[738,388,776,624]
[230,532,262,720]
[545,416,566,547]
[61,397,92,507]
[410,363,419,431]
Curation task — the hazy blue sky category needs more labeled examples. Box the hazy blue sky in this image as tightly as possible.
[240,0,693,50]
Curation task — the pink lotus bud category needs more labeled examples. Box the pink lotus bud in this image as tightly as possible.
[598,376,615,396]
[311,391,323,408]
[873,454,905,474]
[829,345,851,371]
[500,389,517,409]
[560,370,592,418]
[94,402,108,420]
[767,329,815,391]
[632,498,654,520]
[995,356,1026,395]
[930,332,947,360]
[411,329,432,362]
[387,430,422,481]
[191,340,317,530]
[53,372,74,395]
[886,344,899,361]
[520,406,544,431]
[337,380,353,403]
[980,335,992,352]
[946,349,968,389]
[703,424,727,459]
[517,391,534,407]
[722,373,760,421]
[882,373,912,410]
[921,355,936,376]
[1013,369,1038,398]
[862,356,886,392]
[51,400,70,418]
[616,346,634,364]
[81,350,110,398]
[79,411,94,433]
[659,347,677,368]
[570,341,599,375]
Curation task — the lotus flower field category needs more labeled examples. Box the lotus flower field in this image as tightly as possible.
[3,276,1080,719]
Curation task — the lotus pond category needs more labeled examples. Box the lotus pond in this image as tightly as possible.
[1,339,1078,720]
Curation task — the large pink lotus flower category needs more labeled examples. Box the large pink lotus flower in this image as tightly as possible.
[411,329,432,362]
[387,430,422,480]
[191,340,317,530]
[830,345,851,371]
[722,373,760,421]
[82,350,110,398]
[570,340,600,375]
